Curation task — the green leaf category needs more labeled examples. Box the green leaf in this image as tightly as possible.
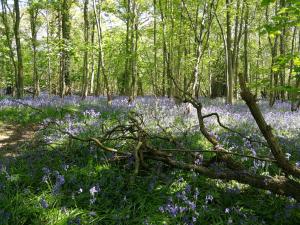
[261,0,276,6]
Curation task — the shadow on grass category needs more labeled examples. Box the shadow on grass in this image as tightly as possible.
[0,101,299,224]
[0,132,299,225]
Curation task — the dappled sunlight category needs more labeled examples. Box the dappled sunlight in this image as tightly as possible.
[1,0,300,223]
[0,123,36,158]
[0,95,299,224]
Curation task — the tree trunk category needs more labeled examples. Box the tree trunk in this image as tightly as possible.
[81,0,89,99]
[122,0,131,96]
[243,0,249,83]
[90,20,95,94]
[1,0,17,95]
[153,0,158,95]
[226,0,233,104]
[45,8,52,96]
[279,0,286,101]
[14,0,24,98]
[288,27,296,100]
[29,2,40,98]
[266,6,278,107]
[60,0,72,97]
[291,29,300,111]
[159,0,167,97]
[93,0,111,103]
[232,0,243,100]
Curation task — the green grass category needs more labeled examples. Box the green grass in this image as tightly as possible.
[0,104,299,225]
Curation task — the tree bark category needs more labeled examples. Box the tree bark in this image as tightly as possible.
[239,73,300,178]
[60,0,72,97]
[90,20,95,94]
[93,0,111,103]
[226,0,233,104]
[243,0,249,83]
[1,0,17,95]
[14,0,24,98]
[29,1,40,97]
[81,0,90,99]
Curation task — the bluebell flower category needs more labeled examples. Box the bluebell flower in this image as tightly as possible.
[89,211,96,216]
[205,194,213,204]
[185,185,191,194]
[42,167,51,175]
[61,206,67,213]
[159,206,164,213]
[52,174,65,195]
[40,198,49,208]
[62,164,69,171]
[89,186,100,197]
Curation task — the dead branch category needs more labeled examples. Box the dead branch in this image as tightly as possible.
[146,153,300,201]
[159,148,275,163]
[239,73,300,178]
[202,112,268,147]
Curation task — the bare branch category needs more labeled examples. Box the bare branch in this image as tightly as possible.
[239,73,300,178]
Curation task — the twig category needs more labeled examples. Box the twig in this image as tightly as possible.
[160,148,275,163]
[47,122,130,156]
[134,141,143,174]
[202,112,268,147]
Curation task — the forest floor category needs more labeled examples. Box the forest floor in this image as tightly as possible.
[0,95,299,225]
[0,122,36,158]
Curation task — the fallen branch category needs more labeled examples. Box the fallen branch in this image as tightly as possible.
[147,153,300,201]
[202,112,268,147]
[239,73,300,178]
[160,148,275,163]
[47,122,130,156]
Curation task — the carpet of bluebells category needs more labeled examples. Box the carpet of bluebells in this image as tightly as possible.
[0,94,299,225]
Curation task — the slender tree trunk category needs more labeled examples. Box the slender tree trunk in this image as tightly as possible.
[279,1,286,101]
[243,0,249,83]
[256,28,261,97]
[174,0,184,98]
[266,6,278,107]
[129,0,138,101]
[14,0,24,98]
[269,36,279,107]
[29,3,40,97]
[60,0,72,97]
[93,0,111,103]
[93,0,101,96]
[226,0,233,104]
[45,9,52,96]
[191,1,203,99]
[159,0,167,97]
[232,0,243,100]
[90,20,95,94]
[153,0,158,95]
[288,27,296,100]
[1,0,17,95]
[208,48,212,97]
[167,0,174,98]
[122,0,131,96]
[291,29,300,111]
[81,0,89,99]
